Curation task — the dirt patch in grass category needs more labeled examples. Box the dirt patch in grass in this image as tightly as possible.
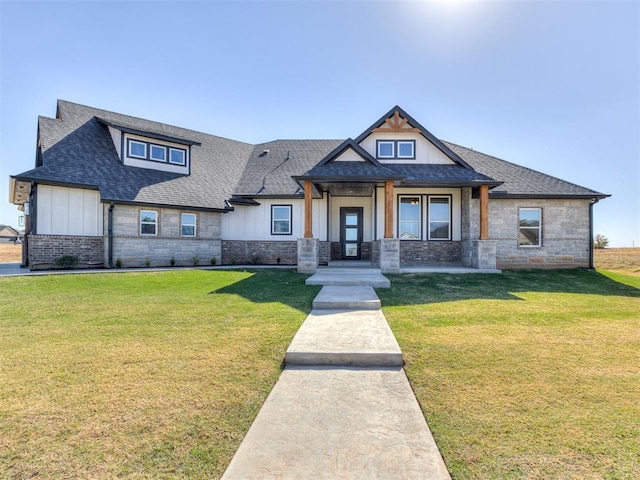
[0,243,21,262]
[595,247,640,275]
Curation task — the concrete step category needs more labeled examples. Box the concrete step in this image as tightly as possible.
[285,309,403,367]
[312,285,381,310]
[306,271,391,288]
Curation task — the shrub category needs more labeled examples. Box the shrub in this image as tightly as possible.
[231,255,238,265]
[144,258,151,267]
[170,257,176,266]
[594,234,610,249]
[192,256,199,266]
[210,257,217,266]
[115,258,122,268]
[276,257,281,265]
[250,252,262,265]
[54,255,79,269]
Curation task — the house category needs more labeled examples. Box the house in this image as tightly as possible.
[0,225,23,244]
[9,100,608,272]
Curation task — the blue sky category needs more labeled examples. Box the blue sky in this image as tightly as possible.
[1,0,638,246]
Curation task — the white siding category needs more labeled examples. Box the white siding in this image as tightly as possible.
[359,132,454,165]
[108,126,122,158]
[333,148,365,162]
[375,187,462,241]
[37,185,102,236]
[222,198,328,241]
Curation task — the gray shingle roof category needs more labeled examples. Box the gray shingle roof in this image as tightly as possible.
[14,101,608,210]
[444,142,608,198]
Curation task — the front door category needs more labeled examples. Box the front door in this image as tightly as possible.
[340,207,363,260]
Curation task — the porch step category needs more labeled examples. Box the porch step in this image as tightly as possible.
[312,286,381,310]
[306,268,391,288]
[285,309,403,367]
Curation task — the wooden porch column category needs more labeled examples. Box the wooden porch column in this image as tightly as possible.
[304,180,313,238]
[384,180,394,238]
[480,184,489,240]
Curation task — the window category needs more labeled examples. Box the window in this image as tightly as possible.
[428,196,451,240]
[181,213,196,237]
[271,205,292,235]
[150,144,166,162]
[519,208,541,247]
[169,148,186,165]
[140,210,158,236]
[399,196,421,239]
[397,141,415,158]
[377,141,395,158]
[126,138,187,166]
[129,140,147,159]
[376,140,416,159]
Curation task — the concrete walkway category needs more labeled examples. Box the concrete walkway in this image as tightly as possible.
[222,270,451,479]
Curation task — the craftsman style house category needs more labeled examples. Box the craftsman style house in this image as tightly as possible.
[9,100,608,272]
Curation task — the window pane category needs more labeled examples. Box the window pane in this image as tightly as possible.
[140,211,157,223]
[429,198,449,222]
[398,142,414,158]
[273,206,290,221]
[345,213,358,226]
[141,224,156,235]
[181,213,196,236]
[170,149,186,165]
[130,141,146,158]
[519,209,540,227]
[150,145,166,161]
[345,228,357,241]
[399,222,420,239]
[378,142,394,157]
[430,222,449,239]
[273,220,290,233]
[519,228,540,246]
[345,244,358,257]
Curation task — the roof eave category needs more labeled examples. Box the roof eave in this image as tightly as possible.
[96,117,202,146]
[489,192,611,200]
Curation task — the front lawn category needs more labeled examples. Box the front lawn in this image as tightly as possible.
[0,269,319,479]
[379,270,640,479]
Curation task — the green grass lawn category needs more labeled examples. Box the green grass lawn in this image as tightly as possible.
[379,270,640,480]
[2,268,638,479]
[0,269,319,479]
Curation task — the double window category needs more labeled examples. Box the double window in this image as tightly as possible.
[376,140,415,159]
[398,195,451,240]
[127,139,187,166]
[271,205,292,235]
[519,208,542,247]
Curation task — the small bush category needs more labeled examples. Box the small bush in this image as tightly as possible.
[250,252,262,265]
[54,255,79,269]
[170,257,176,266]
[115,258,122,269]
[210,257,217,266]
[276,257,281,265]
[192,256,199,266]
[144,258,151,268]
[231,255,238,265]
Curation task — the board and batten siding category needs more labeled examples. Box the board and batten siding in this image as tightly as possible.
[359,132,454,165]
[222,198,328,241]
[36,185,102,236]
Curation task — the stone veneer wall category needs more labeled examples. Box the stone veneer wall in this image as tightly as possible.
[107,205,222,267]
[28,235,104,268]
[399,241,462,266]
[490,198,592,268]
[222,240,298,265]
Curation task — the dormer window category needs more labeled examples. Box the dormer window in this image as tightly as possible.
[376,140,415,160]
[126,138,188,167]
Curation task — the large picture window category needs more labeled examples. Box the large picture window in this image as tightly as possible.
[181,213,196,237]
[271,205,292,235]
[519,208,541,247]
[428,196,451,240]
[140,210,158,236]
[398,196,421,239]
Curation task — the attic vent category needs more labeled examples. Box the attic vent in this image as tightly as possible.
[259,149,269,157]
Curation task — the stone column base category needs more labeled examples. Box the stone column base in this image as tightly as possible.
[472,240,497,269]
[297,238,319,274]
[379,238,400,273]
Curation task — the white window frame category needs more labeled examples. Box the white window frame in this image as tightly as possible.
[518,207,542,247]
[398,195,422,240]
[377,141,395,159]
[428,196,451,241]
[397,141,415,159]
[150,144,167,162]
[128,140,147,159]
[180,213,196,237]
[271,205,292,235]
[169,148,186,166]
[140,210,158,236]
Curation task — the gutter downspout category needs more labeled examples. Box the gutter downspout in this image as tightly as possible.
[589,198,599,269]
[108,203,115,268]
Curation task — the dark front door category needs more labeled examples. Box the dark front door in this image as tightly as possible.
[340,207,363,260]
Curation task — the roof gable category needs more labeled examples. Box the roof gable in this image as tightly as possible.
[355,106,473,169]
